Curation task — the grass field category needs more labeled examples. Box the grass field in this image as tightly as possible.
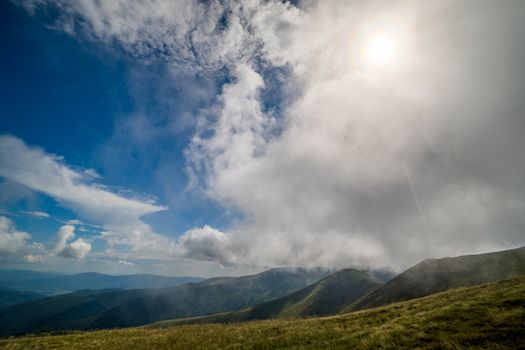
[1,276,524,349]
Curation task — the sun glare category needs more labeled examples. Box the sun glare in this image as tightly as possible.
[365,34,397,66]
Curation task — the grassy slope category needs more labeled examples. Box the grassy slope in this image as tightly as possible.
[247,268,382,318]
[2,276,524,350]
[351,246,525,311]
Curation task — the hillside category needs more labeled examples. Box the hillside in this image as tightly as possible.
[2,276,524,349]
[0,287,45,308]
[248,268,381,318]
[0,268,328,336]
[351,245,525,311]
[0,270,203,295]
[153,268,381,326]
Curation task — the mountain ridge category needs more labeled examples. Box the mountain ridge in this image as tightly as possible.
[0,269,204,295]
[156,268,381,327]
[350,245,525,311]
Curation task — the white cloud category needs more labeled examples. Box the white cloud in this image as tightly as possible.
[0,135,165,222]
[179,225,231,265]
[84,168,101,179]
[52,225,92,259]
[0,221,92,261]
[186,0,525,270]
[14,0,525,272]
[0,209,50,219]
[59,238,91,259]
[22,211,50,219]
[0,135,172,258]
[53,225,75,254]
[16,0,301,74]
[118,259,135,266]
[25,254,45,263]
[19,0,254,72]
[0,216,32,257]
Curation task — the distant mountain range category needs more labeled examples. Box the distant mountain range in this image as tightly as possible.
[1,246,524,337]
[0,268,329,336]
[0,270,203,295]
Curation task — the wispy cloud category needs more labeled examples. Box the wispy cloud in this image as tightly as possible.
[0,209,50,219]
[22,211,50,219]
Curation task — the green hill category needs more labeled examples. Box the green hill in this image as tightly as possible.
[0,268,328,336]
[152,268,381,326]
[2,276,524,349]
[350,246,525,311]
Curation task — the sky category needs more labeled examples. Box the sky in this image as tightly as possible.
[1,0,524,277]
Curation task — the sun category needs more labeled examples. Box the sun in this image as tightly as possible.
[365,34,397,66]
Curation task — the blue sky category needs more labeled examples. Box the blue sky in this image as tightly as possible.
[1,0,524,277]
[0,1,238,275]
[0,1,229,231]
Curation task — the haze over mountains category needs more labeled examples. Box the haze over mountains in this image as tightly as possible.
[0,270,203,295]
[151,246,525,328]
[156,269,383,326]
[0,268,328,336]
[1,246,524,337]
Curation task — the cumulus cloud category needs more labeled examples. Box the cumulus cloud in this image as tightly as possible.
[179,225,231,265]
[187,0,525,269]
[52,225,92,259]
[59,238,91,259]
[52,225,75,254]
[14,0,525,271]
[0,221,92,261]
[0,216,32,257]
